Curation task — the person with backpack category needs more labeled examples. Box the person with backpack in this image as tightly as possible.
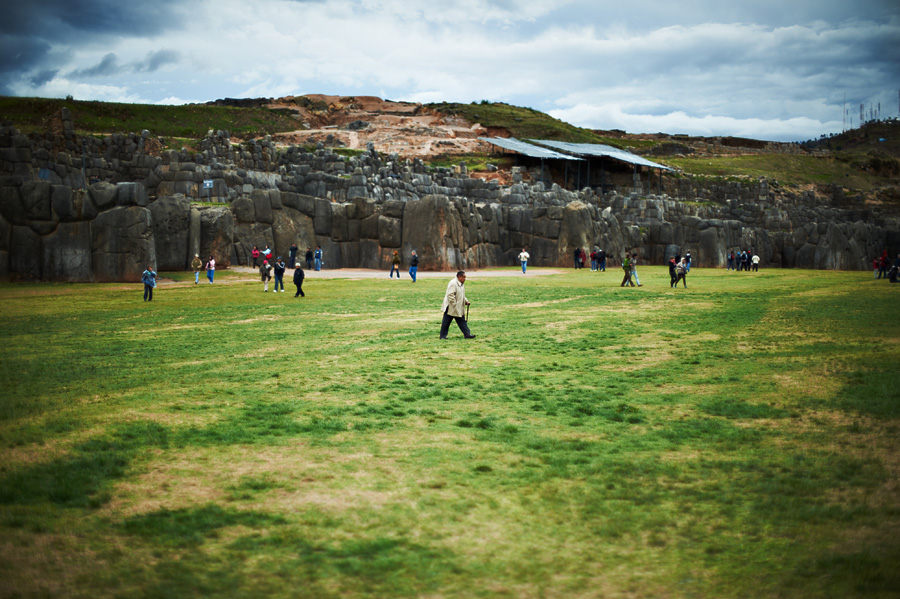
[621,254,635,287]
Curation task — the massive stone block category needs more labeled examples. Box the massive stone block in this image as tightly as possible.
[231,196,255,223]
[233,222,273,266]
[698,226,726,268]
[557,201,595,265]
[115,182,149,207]
[88,181,117,211]
[91,206,155,282]
[149,195,191,270]
[42,222,92,282]
[9,225,41,280]
[314,198,332,235]
[378,215,402,248]
[251,189,273,224]
[403,195,464,270]
[198,206,233,267]
[272,208,316,259]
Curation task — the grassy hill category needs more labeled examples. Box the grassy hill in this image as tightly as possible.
[0,97,300,140]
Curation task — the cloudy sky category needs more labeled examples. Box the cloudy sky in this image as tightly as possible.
[2,0,898,142]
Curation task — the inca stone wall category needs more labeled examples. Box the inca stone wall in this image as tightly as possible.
[1,110,897,282]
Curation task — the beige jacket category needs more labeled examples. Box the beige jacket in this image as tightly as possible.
[441,277,467,317]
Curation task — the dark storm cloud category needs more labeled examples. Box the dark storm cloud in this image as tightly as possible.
[68,49,181,80]
[0,0,186,90]
[71,52,120,78]
[135,49,181,73]
[29,69,59,87]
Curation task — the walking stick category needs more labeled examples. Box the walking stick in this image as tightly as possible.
[465,304,469,322]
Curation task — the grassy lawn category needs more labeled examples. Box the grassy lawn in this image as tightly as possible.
[0,267,898,598]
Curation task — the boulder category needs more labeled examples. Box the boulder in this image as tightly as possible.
[91,206,155,282]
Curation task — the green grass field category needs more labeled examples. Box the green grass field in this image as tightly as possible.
[1,267,898,599]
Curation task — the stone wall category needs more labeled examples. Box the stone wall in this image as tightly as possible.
[1,112,897,282]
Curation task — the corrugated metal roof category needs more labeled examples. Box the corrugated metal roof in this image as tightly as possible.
[528,139,673,171]
[479,137,582,161]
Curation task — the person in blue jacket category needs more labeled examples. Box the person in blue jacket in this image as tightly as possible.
[141,265,157,301]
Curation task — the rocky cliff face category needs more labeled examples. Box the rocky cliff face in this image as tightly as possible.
[0,111,897,282]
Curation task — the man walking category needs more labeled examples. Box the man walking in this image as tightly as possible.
[409,250,419,282]
[517,247,530,274]
[440,271,476,339]
[191,253,203,284]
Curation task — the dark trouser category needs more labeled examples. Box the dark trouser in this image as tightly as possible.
[390,265,400,277]
[143,284,153,301]
[290,254,296,268]
[274,275,284,291]
[670,270,677,287]
[294,282,304,297]
[675,273,687,288]
[621,272,633,286]
[440,310,472,338]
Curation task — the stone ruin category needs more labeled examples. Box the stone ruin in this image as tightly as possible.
[1,108,898,282]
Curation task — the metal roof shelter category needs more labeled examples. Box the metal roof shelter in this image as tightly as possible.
[528,140,673,171]
[480,137,582,188]
[479,137,582,161]
[528,139,673,194]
